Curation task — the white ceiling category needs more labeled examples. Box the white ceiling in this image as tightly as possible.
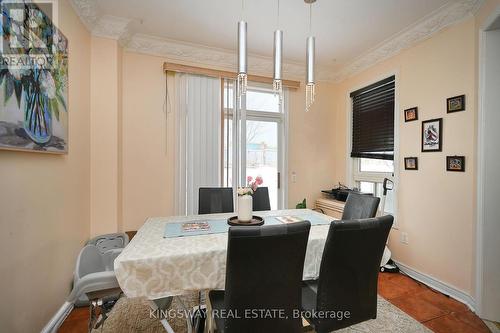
[70,0,480,81]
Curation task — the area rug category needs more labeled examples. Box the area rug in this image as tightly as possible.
[92,293,431,333]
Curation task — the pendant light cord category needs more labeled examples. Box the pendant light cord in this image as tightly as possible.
[309,3,312,35]
[277,0,280,28]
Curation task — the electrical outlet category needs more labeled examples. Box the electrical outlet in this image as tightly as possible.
[401,232,409,245]
[291,172,297,183]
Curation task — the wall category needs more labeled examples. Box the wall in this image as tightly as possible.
[332,18,477,295]
[0,0,91,331]
[90,37,122,236]
[120,51,336,231]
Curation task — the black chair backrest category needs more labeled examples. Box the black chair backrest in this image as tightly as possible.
[316,215,393,331]
[224,221,311,333]
[342,193,380,220]
[198,187,234,215]
[252,187,271,211]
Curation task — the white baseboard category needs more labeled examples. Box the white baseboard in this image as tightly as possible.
[394,261,476,312]
[40,301,74,333]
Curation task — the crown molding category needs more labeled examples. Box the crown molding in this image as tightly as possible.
[68,0,98,32]
[69,0,132,40]
[332,0,484,82]
[93,15,132,40]
[69,0,483,83]
[126,34,332,81]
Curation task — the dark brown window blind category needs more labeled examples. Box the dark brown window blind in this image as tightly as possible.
[350,76,395,161]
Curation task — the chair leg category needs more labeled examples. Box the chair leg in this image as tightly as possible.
[175,295,194,333]
[160,318,176,333]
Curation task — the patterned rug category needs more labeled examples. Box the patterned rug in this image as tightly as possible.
[92,293,431,333]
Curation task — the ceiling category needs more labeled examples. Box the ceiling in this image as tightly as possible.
[70,0,481,81]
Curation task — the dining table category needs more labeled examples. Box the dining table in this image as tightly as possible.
[114,208,336,332]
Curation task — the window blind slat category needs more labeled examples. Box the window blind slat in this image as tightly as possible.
[351,76,395,161]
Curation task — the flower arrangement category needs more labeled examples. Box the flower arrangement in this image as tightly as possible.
[237,176,263,196]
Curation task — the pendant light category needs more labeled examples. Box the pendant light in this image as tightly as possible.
[237,0,248,100]
[273,0,283,103]
[305,0,316,112]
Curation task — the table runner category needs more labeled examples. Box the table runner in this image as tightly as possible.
[163,212,332,238]
[115,209,335,299]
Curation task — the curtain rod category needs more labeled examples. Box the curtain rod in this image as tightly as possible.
[163,62,300,89]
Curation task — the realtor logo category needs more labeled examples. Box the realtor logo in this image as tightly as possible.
[1,0,60,69]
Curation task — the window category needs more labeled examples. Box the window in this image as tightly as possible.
[350,76,396,215]
[223,82,287,210]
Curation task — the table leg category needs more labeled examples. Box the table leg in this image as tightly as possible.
[149,299,176,333]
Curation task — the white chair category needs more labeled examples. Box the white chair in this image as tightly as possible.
[86,232,129,254]
[66,244,123,329]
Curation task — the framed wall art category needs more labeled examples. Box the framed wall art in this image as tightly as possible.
[421,118,442,152]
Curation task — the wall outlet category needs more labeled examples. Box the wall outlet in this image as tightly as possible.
[291,172,297,183]
[401,232,409,245]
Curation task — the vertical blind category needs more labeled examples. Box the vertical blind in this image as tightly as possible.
[172,73,221,215]
[350,76,395,160]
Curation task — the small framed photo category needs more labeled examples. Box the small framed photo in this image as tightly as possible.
[404,157,418,170]
[447,95,465,113]
[404,107,418,122]
[446,156,465,172]
[422,118,442,152]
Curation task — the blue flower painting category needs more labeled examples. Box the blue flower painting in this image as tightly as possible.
[0,1,68,153]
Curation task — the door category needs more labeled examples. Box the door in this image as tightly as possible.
[223,80,287,210]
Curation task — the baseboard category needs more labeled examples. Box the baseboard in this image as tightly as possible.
[40,301,74,333]
[394,261,476,312]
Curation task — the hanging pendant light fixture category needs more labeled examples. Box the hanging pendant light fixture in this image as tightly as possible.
[237,0,248,100]
[305,0,316,112]
[273,0,283,103]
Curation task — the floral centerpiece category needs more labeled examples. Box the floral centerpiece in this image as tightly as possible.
[237,176,263,222]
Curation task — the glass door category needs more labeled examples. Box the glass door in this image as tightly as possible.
[223,80,287,209]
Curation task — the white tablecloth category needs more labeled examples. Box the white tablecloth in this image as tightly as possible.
[114,209,335,300]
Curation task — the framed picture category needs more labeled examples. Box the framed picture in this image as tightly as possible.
[447,95,465,113]
[446,156,465,172]
[422,118,442,152]
[404,157,418,170]
[404,107,418,122]
[0,2,68,153]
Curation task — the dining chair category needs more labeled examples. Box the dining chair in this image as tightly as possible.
[341,192,380,219]
[208,221,311,333]
[252,187,271,211]
[301,215,393,333]
[198,187,234,215]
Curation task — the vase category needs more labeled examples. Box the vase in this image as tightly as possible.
[238,195,253,222]
[23,91,52,144]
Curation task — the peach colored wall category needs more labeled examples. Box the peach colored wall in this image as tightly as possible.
[332,19,477,295]
[120,51,336,231]
[121,52,174,231]
[0,0,91,331]
[90,37,122,236]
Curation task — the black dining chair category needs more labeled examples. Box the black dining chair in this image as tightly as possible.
[198,187,234,215]
[301,215,393,333]
[208,221,311,333]
[342,192,380,219]
[252,187,271,211]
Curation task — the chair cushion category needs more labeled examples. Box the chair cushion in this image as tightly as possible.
[208,290,226,332]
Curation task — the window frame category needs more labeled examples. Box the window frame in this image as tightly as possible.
[346,73,400,227]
